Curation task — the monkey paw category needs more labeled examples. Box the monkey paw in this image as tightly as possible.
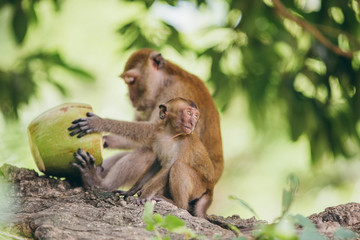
[134,196,161,206]
[113,189,137,200]
[68,112,101,138]
[135,198,149,206]
[72,148,97,174]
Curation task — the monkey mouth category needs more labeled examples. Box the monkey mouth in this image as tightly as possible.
[182,126,193,134]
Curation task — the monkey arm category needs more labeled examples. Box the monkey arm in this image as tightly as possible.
[68,112,157,145]
[103,135,142,149]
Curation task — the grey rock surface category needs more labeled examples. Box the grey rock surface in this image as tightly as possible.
[1,164,359,239]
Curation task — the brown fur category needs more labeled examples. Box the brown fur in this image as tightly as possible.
[121,49,224,182]
[72,98,214,217]
[69,49,223,216]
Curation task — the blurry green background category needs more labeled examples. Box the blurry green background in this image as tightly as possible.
[1,0,360,221]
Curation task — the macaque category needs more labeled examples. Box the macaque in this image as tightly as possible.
[72,98,215,218]
[68,49,223,195]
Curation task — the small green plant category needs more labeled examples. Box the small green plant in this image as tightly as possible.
[230,174,357,240]
[228,195,260,220]
[142,201,202,240]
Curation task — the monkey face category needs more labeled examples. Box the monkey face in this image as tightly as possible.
[159,98,200,136]
[120,49,165,111]
[120,68,148,110]
[180,107,199,134]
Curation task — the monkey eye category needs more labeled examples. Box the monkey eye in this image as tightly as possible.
[186,111,191,116]
[194,114,198,120]
[124,76,136,85]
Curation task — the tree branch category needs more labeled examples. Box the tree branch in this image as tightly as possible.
[272,0,354,59]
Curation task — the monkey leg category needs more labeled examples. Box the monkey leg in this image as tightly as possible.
[99,147,157,190]
[192,190,213,219]
[72,147,156,191]
[137,168,170,199]
[99,152,129,177]
[118,160,161,198]
[168,162,207,211]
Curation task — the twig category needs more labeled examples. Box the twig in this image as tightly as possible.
[272,0,354,58]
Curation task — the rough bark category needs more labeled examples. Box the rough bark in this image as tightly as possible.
[0,164,359,239]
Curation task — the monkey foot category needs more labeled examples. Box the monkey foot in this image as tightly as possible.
[72,148,96,171]
[134,196,163,206]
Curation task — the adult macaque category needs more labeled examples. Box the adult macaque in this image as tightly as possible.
[68,49,223,194]
[72,98,215,218]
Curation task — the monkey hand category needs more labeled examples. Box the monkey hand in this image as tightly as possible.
[68,112,102,138]
[72,148,101,188]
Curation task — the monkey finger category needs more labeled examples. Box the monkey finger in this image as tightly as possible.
[86,152,96,165]
[71,118,87,124]
[73,152,87,166]
[76,131,91,138]
[68,121,87,131]
[135,199,144,206]
[71,162,85,171]
[69,129,82,136]
[68,124,80,131]
[86,112,95,117]
[141,198,148,205]
[77,148,89,161]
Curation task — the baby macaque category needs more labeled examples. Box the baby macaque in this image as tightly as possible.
[72,98,215,218]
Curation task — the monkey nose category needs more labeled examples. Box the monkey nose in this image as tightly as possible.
[190,120,195,127]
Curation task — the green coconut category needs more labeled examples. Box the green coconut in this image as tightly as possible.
[28,103,103,178]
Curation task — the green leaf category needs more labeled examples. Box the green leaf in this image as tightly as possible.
[51,0,61,11]
[333,227,357,240]
[171,226,199,239]
[274,218,298,239]
[300,229,328,240]
[338,34,350,52]
[351,51,360,70]
[144,0,156,8]
[161,215,185,231]
[281,174,299,217]
[228,224,241,234]
[328,7,344,24]
[142,202,155,227]
[290,214,316,230]
[12,4,28,44]
[153,213,164,225]
[229,195,259,219]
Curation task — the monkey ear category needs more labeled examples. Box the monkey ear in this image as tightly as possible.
[120,69,140,84]
[151,53,165,70]
[159,104,168,120]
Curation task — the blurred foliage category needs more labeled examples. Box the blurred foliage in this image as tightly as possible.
[233,174,357,240]
[0,0,93,120]
[117,0,360,163]
[1,0,360,163]
[0,0,61,45]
